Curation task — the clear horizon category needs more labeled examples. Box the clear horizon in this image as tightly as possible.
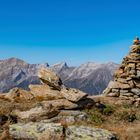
[0,0,139,65]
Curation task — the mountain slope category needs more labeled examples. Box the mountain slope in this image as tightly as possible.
[64,62,118,95]
[0,58,49,92]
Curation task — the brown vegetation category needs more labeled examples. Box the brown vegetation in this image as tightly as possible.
[82,96,140,140]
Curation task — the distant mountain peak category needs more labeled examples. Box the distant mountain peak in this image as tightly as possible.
[0,57,28,67]
[36,63,49,68]
[106,61,118,65]
[51,62,68,69]
[4,57,26,63]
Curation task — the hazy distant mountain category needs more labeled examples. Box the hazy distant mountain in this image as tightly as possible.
[50,62,75,80]
[0,58,49,93]
[64,62,118,95]
[0,58,118,95]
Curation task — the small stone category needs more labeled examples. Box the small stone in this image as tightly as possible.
[120,90,129,93]
[103,88,111,95]
[134,95,139,98]
[108,81,130,89]
[120,92,134,97]
[131,88,140,96]
[136,83,140,88]
[137,70,140,77]
[112,89,119,93]
[129,70,136,75]
[128,63,135,68]
[117,78,128,84]
[107,92,120,97]
[128,80,135,88]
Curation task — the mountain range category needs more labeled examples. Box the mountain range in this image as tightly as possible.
[0,58,118,95]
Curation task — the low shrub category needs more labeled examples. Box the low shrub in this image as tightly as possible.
[103,105,114,115]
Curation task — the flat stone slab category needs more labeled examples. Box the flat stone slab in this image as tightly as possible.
[60,88,87,102]
[29,84,63,100]
[42,99,78,110]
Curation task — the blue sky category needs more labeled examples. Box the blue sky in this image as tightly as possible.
[0,0,140,66]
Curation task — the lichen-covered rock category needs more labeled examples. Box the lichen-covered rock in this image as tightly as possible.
[65,126,117,140]
[38,68,63,90]
[61,87,87,102]
[9,123,117,140]
[9,122,64,140]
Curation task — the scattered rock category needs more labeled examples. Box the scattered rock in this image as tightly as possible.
[9,123,117,140]
[65,125,117,140]
[9,122,64,140]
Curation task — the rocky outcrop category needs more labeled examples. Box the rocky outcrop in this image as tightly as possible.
[9,68,90,123]
[0,67,118,140]
[37,68,88,103]
[104,44,140,100]
[9,123,117,140]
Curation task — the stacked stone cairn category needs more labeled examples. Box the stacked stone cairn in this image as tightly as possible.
[104,39,140,99]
